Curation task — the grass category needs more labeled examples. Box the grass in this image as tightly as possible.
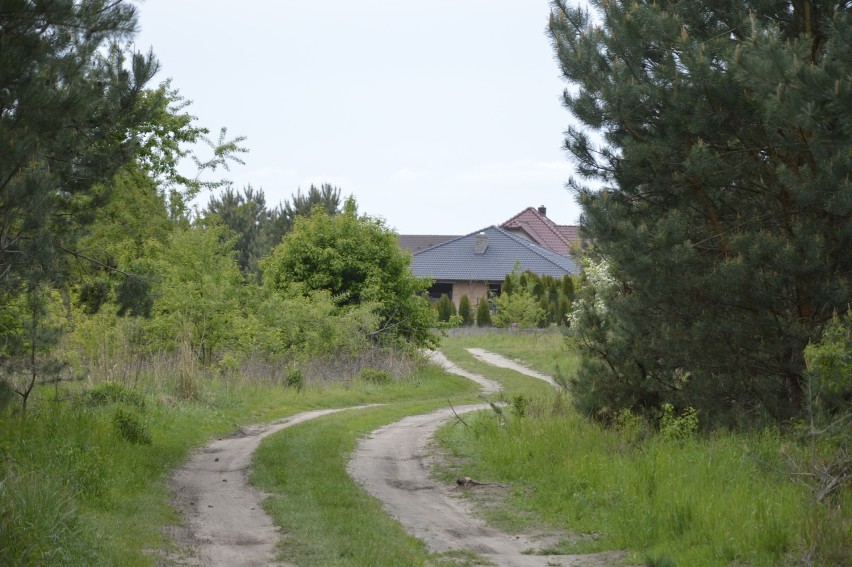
[434,335,852,566]
[249,359,550,566]
[0,359,481,566]
[444,327,578,380]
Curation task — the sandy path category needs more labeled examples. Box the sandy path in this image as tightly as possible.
[426,349,502,394]
[167,406,373,567]
[348,350,618,566]
[466,348,558,387]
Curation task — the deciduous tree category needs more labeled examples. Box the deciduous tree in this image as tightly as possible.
[262,198,436,349]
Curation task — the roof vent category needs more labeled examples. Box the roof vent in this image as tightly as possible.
[537,205,547,216]
[474,232,488,254]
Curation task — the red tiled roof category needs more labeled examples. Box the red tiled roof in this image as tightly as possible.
[499,207,579,256]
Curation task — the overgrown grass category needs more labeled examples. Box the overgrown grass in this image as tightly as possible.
[434,338,852,566]
[0,358,481,566]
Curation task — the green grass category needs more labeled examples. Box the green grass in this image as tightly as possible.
[434,337,852,566]
[443,328,579,380]
[249,359,559,566]
[0,362,481,566]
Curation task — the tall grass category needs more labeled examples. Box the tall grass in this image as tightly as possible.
[434,340,851,566]
[0,352,480,565]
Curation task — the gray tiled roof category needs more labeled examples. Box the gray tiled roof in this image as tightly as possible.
[411,226,578,281]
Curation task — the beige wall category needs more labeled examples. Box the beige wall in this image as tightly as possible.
[451,281,490,309]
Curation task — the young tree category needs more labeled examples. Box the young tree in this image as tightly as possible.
[437,294,453,323]
[458,295,474,326]
[262,198,437,349]
[550,1,852,425]
[476,298,492,327]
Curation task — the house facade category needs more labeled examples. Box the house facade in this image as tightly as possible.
[410,225,578,308]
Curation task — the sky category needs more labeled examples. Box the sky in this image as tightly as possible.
[134,1,584,235]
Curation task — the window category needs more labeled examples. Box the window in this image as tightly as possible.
[428,282,453,302]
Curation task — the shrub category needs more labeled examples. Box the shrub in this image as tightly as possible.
[458,295,473,326]
[493,290,546,328]
[437,294,453,322]
[359,368,391,384]
[84,381,145,409]
[659,404,699,439]
[286,368,304,391]
[476,298,492,327]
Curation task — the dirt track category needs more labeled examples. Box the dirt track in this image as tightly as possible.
[348,350,620,566]
[166,350,617,566]
[167,407,373,567]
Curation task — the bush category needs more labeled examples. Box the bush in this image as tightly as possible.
[493,290,546,328]
[286,368,304,391]
[85,381,146,410]
[476,298,492,327]
[437,294,453,322]
[359,368,391,384]
[458,295,473,326]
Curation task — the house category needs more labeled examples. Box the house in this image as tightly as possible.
[500,205,580,256]
[398,205,580,256]
[411,225,579,308]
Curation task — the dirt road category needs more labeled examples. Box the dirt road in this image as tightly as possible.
[167,407,373,567]
[466,348,558,387]
[348,351,619,566]
[166,350,614,566]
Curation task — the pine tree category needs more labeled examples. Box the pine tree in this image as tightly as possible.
[205,185,271,279]
[0,1,161,409]
[550,1,852,425]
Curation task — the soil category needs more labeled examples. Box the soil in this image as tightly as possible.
[164,407,373,567]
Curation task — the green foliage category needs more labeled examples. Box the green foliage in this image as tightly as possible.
[458,295,473,326]
[658,404,699,440]
[113,407,152,445]
[510,394,528,418]
[85,381,146,410]
[286,368,304,391]
[805,311,852,416]
[144,222,245,362]
[262,197,437,350]
[550,1,852,427]
[493,290,546,329]
[436,294,454,322]
[475,298,492,327]
[204,185,274,279]
[359,368,392,385]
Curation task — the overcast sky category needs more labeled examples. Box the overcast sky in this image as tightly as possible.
[134,1,584,235]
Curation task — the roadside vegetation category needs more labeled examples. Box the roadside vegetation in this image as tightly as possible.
[435,333,851,566]
[0,360,479,565]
